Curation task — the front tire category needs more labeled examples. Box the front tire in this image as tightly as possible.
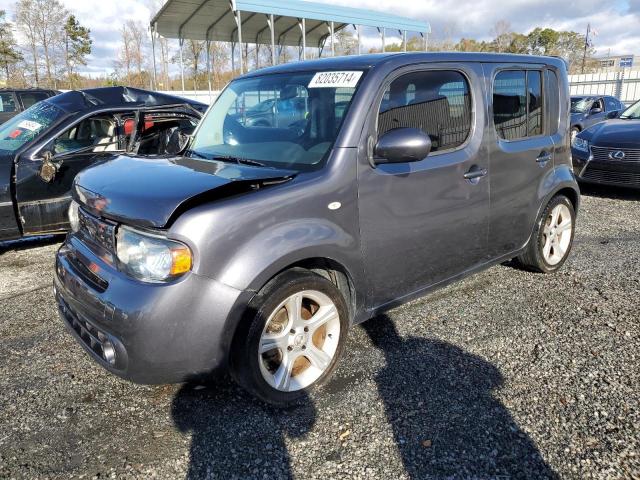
[517,194,576,273]
[231,270,349,406]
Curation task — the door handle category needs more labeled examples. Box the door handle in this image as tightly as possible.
[536,152,552,165]
[463,167,488,181]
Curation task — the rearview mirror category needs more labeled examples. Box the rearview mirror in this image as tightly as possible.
[374,128,432,165]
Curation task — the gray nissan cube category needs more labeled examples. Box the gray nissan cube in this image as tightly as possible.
[54,53,579,405]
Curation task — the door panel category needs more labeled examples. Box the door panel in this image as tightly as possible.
[15,114,122,235]
[0,156,20,240]
[358,64,490,308]
[486,65,556,258]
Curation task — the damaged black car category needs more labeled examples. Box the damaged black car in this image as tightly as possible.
[0,86,205,241]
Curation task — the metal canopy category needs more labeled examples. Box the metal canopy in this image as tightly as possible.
[150,0,430,95]
[152,0,430,48]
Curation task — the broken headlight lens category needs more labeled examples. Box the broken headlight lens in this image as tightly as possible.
[68,201,80,233]
[116,226,192,282]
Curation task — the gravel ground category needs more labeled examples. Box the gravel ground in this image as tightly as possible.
[0,185,639,480]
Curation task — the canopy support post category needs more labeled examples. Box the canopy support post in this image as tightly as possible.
[206,39,212,103]
[298,18,306,60]
[379,27,385,53]
[330,21,335,56]
[269,14,276,65]
[402,30,407,52]
[231,40,236,73]
[235,9,244,73]
[150,23,158,90]
[354,24,361,55]
[179,37,185,92]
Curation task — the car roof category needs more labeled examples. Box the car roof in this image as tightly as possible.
[44,86,205,114]
[239,52,567,79]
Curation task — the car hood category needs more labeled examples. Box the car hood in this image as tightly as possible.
[579,119,640,148]
[73,155,296,228]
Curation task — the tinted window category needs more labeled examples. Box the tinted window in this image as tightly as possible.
[527,71,543,136]
[493,70,545,140]
[545,70,560,135]
[493,71,527,140]
[378,70,472,152]
[20,92,49,109]
[0,93,17,113]
[605,97,621,111]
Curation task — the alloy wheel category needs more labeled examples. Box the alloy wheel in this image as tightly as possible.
[542,203,573,266]
[258,290,341,392]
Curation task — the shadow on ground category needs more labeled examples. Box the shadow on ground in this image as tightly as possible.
[362,314,558,479]
[172,377,315,479]
[172,314,557,479]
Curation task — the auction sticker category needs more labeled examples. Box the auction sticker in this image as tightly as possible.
[17,120,42,131]
[308,71,363,88]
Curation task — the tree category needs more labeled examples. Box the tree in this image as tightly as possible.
[16,0,68,88]
[15,0,40,86]
[0,10,22,85]
[334,28,357,56]
[64,15,91,88]
[115,20,149,87]
[490,20,512,53]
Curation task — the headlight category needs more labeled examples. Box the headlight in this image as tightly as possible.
[68,201,80,233]
[571,136,590,153]
[116,226,192,282]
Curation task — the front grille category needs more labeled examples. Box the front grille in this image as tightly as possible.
[591,146,640,163]
[58,296,117,366]
[582,166,640,186]
[78,207,116,252]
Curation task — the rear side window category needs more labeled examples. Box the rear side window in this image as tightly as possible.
[605,97,621,111]
[0,93,17,112]
[545,70,560,135]
[378,70,472,153]
[493,70,544,140]
[20,92,50,109]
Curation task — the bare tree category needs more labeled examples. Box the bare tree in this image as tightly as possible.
[115,20,149,87]
[490,20,512,53]
[15,0,40,86]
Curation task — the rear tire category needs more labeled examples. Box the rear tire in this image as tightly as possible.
[230,269,349,406]
[517,194,576,273]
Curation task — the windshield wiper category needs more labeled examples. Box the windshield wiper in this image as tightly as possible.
[211,155,267,167]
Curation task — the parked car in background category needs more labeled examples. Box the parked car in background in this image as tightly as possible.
[571,99,640,188]
[0,86,205,241]
[570,95,625,140]
[55,53,578,405]
[0,88,59,124]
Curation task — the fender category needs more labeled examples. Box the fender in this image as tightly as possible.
[216,217,361,293]
[521,163,580,250]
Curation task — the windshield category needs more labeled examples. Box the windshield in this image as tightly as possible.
[0,101,66,152]
[620,100,640,120]
[189,70,364,171]
[571,98,592,113]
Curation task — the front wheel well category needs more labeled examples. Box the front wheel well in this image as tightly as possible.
[255,258,356,323]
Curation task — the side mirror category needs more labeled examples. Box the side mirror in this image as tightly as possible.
[589,107,603,115]
[606,110,620,119]
[374,128,432,165]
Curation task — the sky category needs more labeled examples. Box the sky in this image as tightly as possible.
[0,0,638,76]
